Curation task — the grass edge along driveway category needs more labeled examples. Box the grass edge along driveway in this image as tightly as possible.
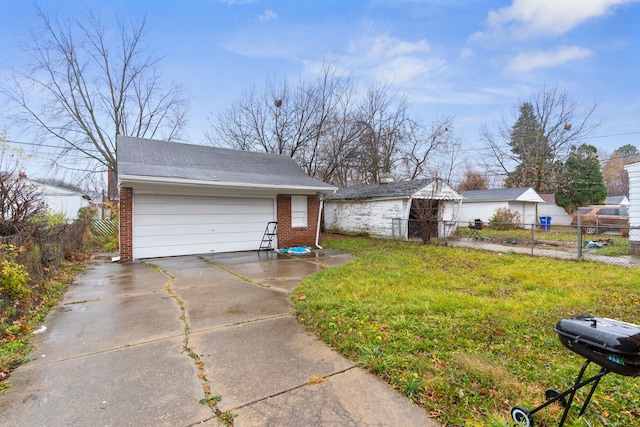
[292,237,640,426]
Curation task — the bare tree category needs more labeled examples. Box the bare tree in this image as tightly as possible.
[211,64,460,186]
[352,83,411,184]
[2,6,189,175]
[481,84,599,191]
[210,64,352,171]
[0,143,46,235]
[601,144,640,196]
[398,117,461,182]
[309,92,363,187]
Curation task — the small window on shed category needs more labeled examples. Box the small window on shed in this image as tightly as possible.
[291,196,308,227]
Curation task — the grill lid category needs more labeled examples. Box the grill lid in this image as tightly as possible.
[554,316,640,356]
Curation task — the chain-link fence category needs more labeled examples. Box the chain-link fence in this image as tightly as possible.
[391,218,640,268]
[0,222,87,285]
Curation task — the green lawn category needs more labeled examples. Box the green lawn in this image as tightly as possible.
[292,237,640,426]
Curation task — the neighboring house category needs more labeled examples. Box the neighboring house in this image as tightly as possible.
[117,136,336,261]
[624,162,640,254]
[324,178,463,240]
[27,179,91,222]
[605,195,630,208]
[459,187,545,225]
[538,194,572,226]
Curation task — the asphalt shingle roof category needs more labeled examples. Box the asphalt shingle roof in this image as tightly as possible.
[327,178,437,200]
[117,136,335,190]
[461,187,532,201]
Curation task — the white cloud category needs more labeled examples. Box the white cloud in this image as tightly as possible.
[506,45,593,72]
[484,0,637,39]
[459,48,473,60]
[374,56,446,84]
[342,33,443,84]
[259,9,278,23]
[368,34,430,59]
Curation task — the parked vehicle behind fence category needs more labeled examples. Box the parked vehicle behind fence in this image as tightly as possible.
[571,205,629,235]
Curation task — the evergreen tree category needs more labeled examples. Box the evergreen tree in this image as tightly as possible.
[504,102,555,192]
[555,144,607,214]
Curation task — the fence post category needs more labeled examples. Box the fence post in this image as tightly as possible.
[577,214,583,259]
[531,223,535,255]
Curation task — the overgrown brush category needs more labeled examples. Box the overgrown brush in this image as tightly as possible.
[489,207,523,230]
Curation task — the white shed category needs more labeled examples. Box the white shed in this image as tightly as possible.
[324,178,463,240]
[459,187,545,225]
[624,161,640,254]
[538,194,572,226]
[29,180,91,222]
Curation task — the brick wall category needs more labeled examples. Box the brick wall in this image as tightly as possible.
[276,194,320,248]
[119,187,133,263]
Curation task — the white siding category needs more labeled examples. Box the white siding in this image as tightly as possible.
[133,194,275,259]
[625,162,640,242]
[459,201,543,225]
[458,201,509,224]
[42,194,90,221]
[537,203,572,225]
[518,188,546,203]
[325,198,460,239]
[440,200,461,237]
[508,201,538,225]
[324,199,403,238]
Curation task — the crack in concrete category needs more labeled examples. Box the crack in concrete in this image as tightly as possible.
[199,256,268,289]
[17,333,186,370]
[149,263,235,426]
[231,365,359,411]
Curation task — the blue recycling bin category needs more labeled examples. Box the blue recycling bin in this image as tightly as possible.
[539,216,552,230]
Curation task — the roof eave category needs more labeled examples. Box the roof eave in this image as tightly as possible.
[328,195,464,202]
[118,174,337,194]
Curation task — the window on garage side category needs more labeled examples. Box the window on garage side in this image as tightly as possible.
[291,195,308,227]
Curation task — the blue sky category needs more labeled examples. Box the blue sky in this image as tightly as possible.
[1,0,639,181]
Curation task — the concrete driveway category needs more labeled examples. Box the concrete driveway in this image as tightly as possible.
[0,250,438,427]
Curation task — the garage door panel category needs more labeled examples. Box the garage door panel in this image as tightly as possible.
[135,230,262,247]
[136,240,264,259]
[135,222,265,236]
[134,214,270,228]
[134,203,274,216]
[133,194,275,258]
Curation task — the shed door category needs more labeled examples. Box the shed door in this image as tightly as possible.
[133,194,275,259]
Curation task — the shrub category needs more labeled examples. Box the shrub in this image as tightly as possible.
[0,245,31,300]
[77,206,98,223]
[489,208,522,230]
[31,211,67,227]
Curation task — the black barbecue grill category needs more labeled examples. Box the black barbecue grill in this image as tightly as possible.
[511,315,640,426]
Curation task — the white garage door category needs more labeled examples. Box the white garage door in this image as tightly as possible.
[133,194,275,259]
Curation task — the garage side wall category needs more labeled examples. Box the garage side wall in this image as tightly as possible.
[119,187,133,263]
[277,195,320,248]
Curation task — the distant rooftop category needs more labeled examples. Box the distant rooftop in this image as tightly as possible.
[461,187,544,202]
